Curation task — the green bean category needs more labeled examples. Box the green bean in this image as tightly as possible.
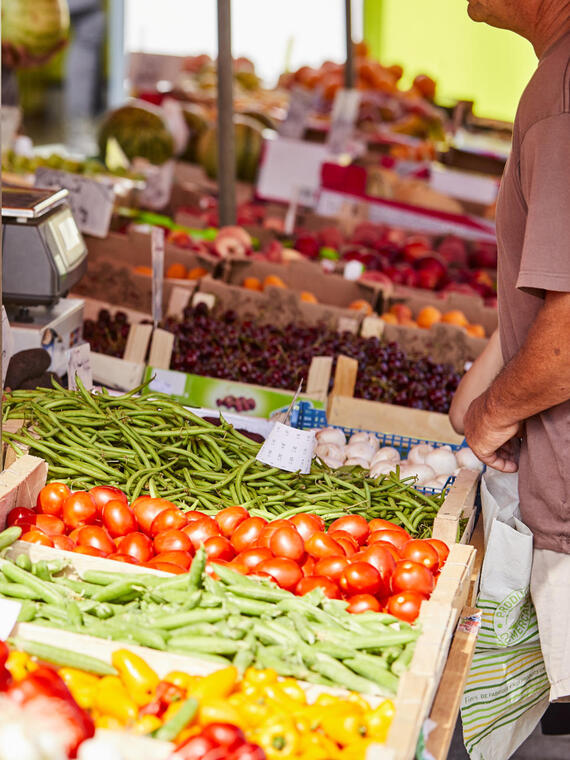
[153,698,198,741]
[149,608,227,630]
[167,635,244,655]
[343,657,400,694]
[10,637,117,675]
[309,654,381,695]
[0,581,42,600]
[1,562,64,605]
[0,527,22,551]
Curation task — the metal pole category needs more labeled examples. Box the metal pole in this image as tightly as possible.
[217,0,237,226]
[108,0,126,108]
[344,0,355,89]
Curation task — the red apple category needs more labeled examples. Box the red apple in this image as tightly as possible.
[437,235,468,266]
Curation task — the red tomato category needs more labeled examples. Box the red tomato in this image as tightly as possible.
[62,492,97,529]
[257,520,292,549]
[402,539,440,573]
[386,590,426,622]
[228,743,267,760]
[76,525,115,556]
[236,547,273,570]
[296,575,340,599]
[328,530,359,552]
[184,511,208,523]
[152,551,193,570]
[426,538,450,567]
[288,514,324,542]
[230,517,267,553]
[183,517,221,550]
[347,594,381,614]
[145,560,185,574]
[359,544,396,574]
[201,722,246,751]
[74,545,106,557]
[335,537,357,557]
[368,518,407,534]
[149,509,187,536]
[171,735,217,760]
[154,529,193,554]
[34,515,65,537]
[215,506,250,538]
[269,527,305,562]
[305,532,345,559]
[102,500,137,538]
[315,555,349,581]
[7,507,36,531]
[68,527,83,543]
[89,486,128,515]
[391,560,435,596]
[117,532,154,563]
[329,515,370,545]
[369,529,410,554]
[52,535,75,552]
[107,552,140,564]
[301,555,316,577]
[340,562,384,596]
[255,558,303,590]
[37,483,70,516]
[204,536,235,562]
[21,530,53,547]
[132,497,175,534]
[228,557,249,575]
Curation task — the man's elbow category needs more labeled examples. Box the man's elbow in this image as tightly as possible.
[449,397,465,435]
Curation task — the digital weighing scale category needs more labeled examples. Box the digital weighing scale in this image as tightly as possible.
[2,186,89,375]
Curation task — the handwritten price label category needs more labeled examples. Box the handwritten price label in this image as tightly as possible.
[327,88,361,157]
[135,159,175,211]
[67,343,93,391]
[256,423,315,474]
[279,87,315,140]
[151,227,165,329]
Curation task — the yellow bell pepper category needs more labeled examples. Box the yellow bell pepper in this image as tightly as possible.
[293,705,323,733]
[58,668,100,710]
[276,678,306,704]
[365,700,395,742]
[262,684,305,714]
[314,693,342,708]
[337,738,373,760]
[254,716,300,759]
[94,715,123,731]
[198,698,243,726]
[320,706,368,747]
[111,649,159,707]
[163,671,197,692]
[344,694,370,713]
[176,725,203,745]
[190,666,238,701]
[94,676,138,725]
[243,667,277,686]
[233,697,272,728]
[6,651,36,681]
[299,731,341,759]
[132,714,163,735]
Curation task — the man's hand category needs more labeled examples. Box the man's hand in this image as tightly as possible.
[463,392,521,472]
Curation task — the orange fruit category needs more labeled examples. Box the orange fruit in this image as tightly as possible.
[299,291,318,303]
[263,274,287,289]
[187,266,208,280]
[389,303,413,323]
[242,277,263,291]
[349,300,373,315]
[133,265,152,276]
[441,310,469,327]
[416,306,442,328]
[466,324,486,338]
[400,318,419,327]
[166,262,187,279]
[380,313,398,325]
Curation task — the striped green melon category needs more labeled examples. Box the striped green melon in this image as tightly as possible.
[98,102,175,166]
[2,0,69,59]
[196,116,264,183]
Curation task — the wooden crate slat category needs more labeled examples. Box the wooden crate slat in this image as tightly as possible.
[0,456,47,527]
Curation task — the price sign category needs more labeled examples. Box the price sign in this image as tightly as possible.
[1,106,22,151]
[162,97,190,155]
[279,87,315,139]
[0,599,22,641]
[151,227,165,329]
[2,307,14,390]
[67,343,92,391]
[327,88,361,157]
[35,168,115,238]
[129,52,185,93]
[135,159,175,211]
[256,423,315,474]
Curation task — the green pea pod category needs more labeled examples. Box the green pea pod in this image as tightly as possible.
[153,698,198,742]
[10,637,117,675]
[0,526,22,551]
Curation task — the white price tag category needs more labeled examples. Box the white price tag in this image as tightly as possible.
[151,227,165,328]
[68,343,93,391]
[327,88,361,157]
[34,168,115,238]
[279,87,315,140]
[0,599,21,640]
[2,307,14,390]
[1,106,22,151]
[135,159,175,210]
[162,97,190,155]
[129,52,185,93]
[256,423,315,474]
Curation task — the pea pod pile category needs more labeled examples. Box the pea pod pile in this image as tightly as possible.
[0,542,418,696]
[3,380,445,535]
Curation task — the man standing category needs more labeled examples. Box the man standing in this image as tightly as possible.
[458,0,570,702]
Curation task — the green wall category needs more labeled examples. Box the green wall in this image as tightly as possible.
[363,0,538,122]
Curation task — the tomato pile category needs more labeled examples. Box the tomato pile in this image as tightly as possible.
[9,483,449,623]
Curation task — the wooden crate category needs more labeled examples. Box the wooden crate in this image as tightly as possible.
[432,468,480,546]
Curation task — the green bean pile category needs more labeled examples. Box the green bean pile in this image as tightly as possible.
[0,538,418,695]
[3,380,445,535]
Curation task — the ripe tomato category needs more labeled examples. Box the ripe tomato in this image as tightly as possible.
[230,517,267,553]
[228,743,266,760]
[34,515,65,537]
[173,735,218,760]
[369,529,410,554]
[62,492,97,529]
[329,515,370,545]
[391,560,435,597]
[256,520,291,549]
[315,555,349,581]
[235,547,273,570]
[386,590,426,623]
[132,497,175,534]
[6,507,36,531]
[347,594,381,614]
[76,525,115,556]
[21,530,53,547]
[52,535,75,552]
[107,552,139,564]
[154,529,193,554]
[256,558,303,590]
[335,537,357,557]
[426,538,450,567]
[328,530,359,552]
[74,545,106,558]
[184,511,208,523]
[368,518,407,534]
[102,500,137,538]
[288,514,324,542]
[89,486,128,515]
[296,575,340,599]
[215,506,250,538]
[402,539,440,573]
[144,560,185,574]
[150,509,187,536]
[117,532,154,563]
[183,517,221,550]
[269,527,305,562]
[201,722,246,751]
[301,555,316,577]
[68,527,83,543]
[358,544,396,581]
[305,532,345,559]
[37,483,70,516]
[204,536,235,562]
[152,551,193,570]
[340,562,384,596]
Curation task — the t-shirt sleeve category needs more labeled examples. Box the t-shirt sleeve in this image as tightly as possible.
[517,112,570,296]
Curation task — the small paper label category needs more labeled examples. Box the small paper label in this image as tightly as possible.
[327,89,361,157]
[68,343,93,390]
[0,599,21,640]
[256,422,315,474]
[148,368,186,397]
[162,97,190,155]
[279,87,315,140]
[129,52,184,93]
[2,307,14,389]
[35,168,115,238]
[135,159,175,211]
[458,611,482,635]
[151,227,165,328]
[1,106,22,152]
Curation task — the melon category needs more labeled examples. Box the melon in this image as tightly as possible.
[196,116,264,183]
[2,0,69,59]
[98,102,175,166]
[181,104,211,163]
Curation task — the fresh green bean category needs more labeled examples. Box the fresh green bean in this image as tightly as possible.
[10,637,117,675]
